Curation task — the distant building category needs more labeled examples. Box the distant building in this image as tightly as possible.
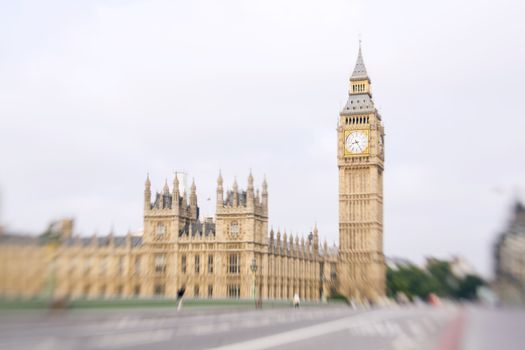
[449,256,477,279]
[494,201,525,304]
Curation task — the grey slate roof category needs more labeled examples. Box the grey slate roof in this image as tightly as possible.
[340,93,376,115]
[179,220,216,237]
[350,45,368,81]
[62,235,143,247]
[0,233,39,246]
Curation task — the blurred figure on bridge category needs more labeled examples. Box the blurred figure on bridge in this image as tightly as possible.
[293,293,300,308]
[176,285,186,311]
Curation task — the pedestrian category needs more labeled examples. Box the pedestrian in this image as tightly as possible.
[176,285,186,311]
[293,293,300,308]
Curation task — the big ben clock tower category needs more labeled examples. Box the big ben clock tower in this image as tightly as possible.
[337,44,385,301]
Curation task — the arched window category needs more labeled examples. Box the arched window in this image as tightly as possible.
[156,223,166,236]
[230,222,239,237]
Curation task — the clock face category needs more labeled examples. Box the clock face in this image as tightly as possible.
[345,131,369,154]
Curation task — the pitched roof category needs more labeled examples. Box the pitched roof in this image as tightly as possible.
[350,45,369,81]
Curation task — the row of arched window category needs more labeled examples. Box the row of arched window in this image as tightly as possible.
[344,116,369,125]
[352,83,366,93]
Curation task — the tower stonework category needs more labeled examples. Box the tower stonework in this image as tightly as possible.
[337,46,385,301]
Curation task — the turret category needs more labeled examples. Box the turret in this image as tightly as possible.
[216,171,224,208]
[162,179,170,209]
[232,178,239,207]
[306,235,311,255]
[262,176,268,211]
[144,174,151,210]
[276,229,281,250]
[173,175,180,214]
[247,171,254,207]
[269,227,274,246]
[108,228,115,247]
[182,190,188,209]
[190,178,198,219]
[313,223,319,254]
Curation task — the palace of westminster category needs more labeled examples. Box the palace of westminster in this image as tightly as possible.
[0,46,386,302]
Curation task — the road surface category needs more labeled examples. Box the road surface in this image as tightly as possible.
[0,304,523,349]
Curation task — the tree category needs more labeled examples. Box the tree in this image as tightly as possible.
[387,259,487,302]
[456,274,485,300]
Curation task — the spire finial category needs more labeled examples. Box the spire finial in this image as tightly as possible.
[145,173,151,188]
[351,40,368,81]
[173,173,180,192]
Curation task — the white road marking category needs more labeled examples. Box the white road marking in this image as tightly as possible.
[90,329,173,349]
[204,311,403,350]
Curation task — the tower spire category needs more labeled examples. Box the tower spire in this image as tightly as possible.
[173,173,180,198]
[247,170,254,207]
[163,179,169,194]
[216,170,224,208]
[144,173,151,211]
[351,42,368,81]
[190,178,198,219]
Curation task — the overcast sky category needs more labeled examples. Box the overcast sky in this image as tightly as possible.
[1,0,524,277]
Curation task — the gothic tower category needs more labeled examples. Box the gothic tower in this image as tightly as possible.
[337,45,385,301]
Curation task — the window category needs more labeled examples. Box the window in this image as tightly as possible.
[230,222,239,237]
[118,256,124,275]
[195,255,200,274]
[155,254,166,273]
[156,223,166,236]
[227,284,240,299]
[228,253,240,274]
[134,284,141,297]
[208,285,213,298]
[194,285,199,298]
[181,255,187,274]
[100,256,108,275]
[154,284,165,296]
[84,257,92,275]
[135,256,141,275]
[331,263,337,281]
[208,255,214,274]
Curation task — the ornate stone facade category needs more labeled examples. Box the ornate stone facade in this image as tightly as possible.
[0,174,337,301]
[337,45,386,301]
[494,202,525,304]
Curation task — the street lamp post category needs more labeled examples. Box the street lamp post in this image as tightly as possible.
[250,257,257,309]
